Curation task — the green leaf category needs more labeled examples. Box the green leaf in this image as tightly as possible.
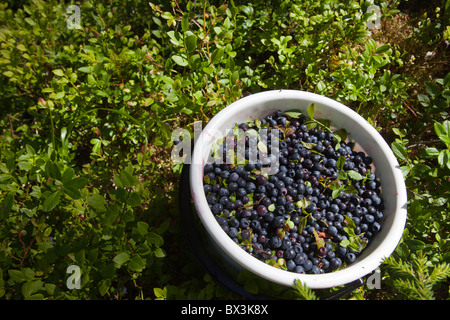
[283,110,304,119]
[53,92,65,100]
[113,252,130,268]
[70,177,87,189]
[43,190,61,212]
[211,47,224,64]
[127,192,141,207]
[3,71,14,78]
[18,161,32,171]
[78,66,91,73]
[154,248,166,258]
[1,193,14,218]
[340,239,350,247]
[46,161,62,180]
[344,215,356,229]
[434,122,448,138]
[404,239,427,251]
[64,185,81,200]
[22,280,43,298]
[332,189,341,199]
[307,103,315,120]
[171,54,188,66]
[347,170,363,180]
[167,30,183,46]
[128,255,145,272]
[257,140,268,154]
[328,181,341,191]
[181,14,189,32]
[62,168,75,185]
[136,221,149,235]
[53,69,64,77]
[312,228,325,249]
[336,156,346,170]
[87,194,107,212]
[119,170,136,188]
[148,232,164,247]
[98,279,111,296]
[425,81,440,97]
[317,81,326,92]
[8,270,26,282]
[185,34,198,53]
[375,44,391,54]
[301,141,316,150]
[417,94,430,106]
[391,142,408,161]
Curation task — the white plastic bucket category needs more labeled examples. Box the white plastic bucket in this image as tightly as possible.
[190,90,407,289]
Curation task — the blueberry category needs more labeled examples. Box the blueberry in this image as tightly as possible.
[257,234,267,244]
[228,227,238,238]
[295,265,305,274]
[257,205,268,216]
[219,188,230,197]
[306,202,317,213]
[286,259,296,271]
[226,201,235,210]
[371,222,381,233]
[346,253,356,263]
[228,182,238,192]
[229,218,239,228]
[303,259,313,272]
[229,172,239,182]
[206,194,217,204]
[245,182,256,193]
[211,203,223,215]
[237,177,247,188]
[318,246,328,256]
[330,203,339,213]
[311,265,321,274]
[264,212,274,222]
[220,170,230,179]
[330,257,342,270]
[234,199,243,209]
[240,218,250,228]
[237,187,247,198]
[240,229,251,240]
[269,236,282,249]
[204,184,212,194]
[271,216,284,228]
[364,214,375,224]
[204,163,214,173]
[216,216,227,226]
[294,252,307,265]
[251,220,261,231]
[281,238,292,250]
[256,175,267,185]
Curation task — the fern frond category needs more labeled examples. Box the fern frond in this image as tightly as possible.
[382,255,416,279]
[293,280,318,300]
[427,263,450,286]
[393,278,435,300]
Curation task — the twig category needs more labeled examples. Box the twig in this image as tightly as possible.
[238,195,265,210]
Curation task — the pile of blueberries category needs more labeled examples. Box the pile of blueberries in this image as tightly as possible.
[202,110,384,274]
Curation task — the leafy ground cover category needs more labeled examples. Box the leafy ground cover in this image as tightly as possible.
[0,0,449,299]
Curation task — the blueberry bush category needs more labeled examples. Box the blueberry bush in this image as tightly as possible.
[0,0,449,300]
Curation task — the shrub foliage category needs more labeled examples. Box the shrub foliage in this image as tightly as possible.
[0,0,449,299]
